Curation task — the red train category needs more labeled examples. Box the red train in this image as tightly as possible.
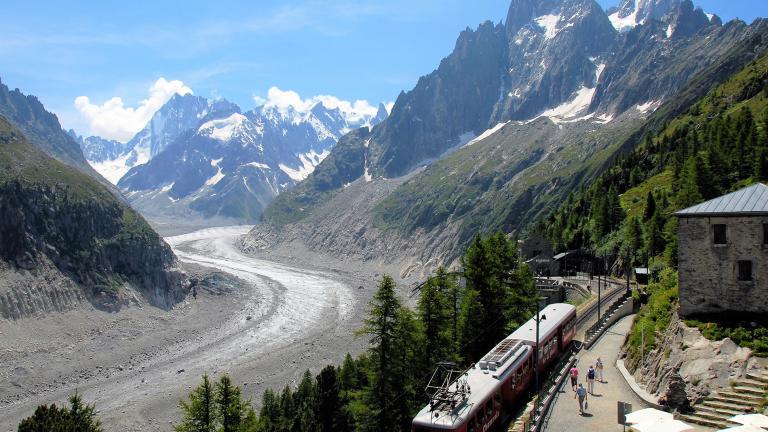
[412,303,577,432]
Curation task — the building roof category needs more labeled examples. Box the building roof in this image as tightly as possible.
[675,183,768,217]
[634,268,649,275]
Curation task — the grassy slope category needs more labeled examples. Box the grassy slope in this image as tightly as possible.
[0,116,169,293]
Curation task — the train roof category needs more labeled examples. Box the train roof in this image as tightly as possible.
[412,303,575,429]
[413,342,532,428]
[509,303,576,344]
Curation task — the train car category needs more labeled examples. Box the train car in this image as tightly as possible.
[412,303,576,432]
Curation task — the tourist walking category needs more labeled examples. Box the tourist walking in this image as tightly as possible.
[587,365,596,394]
[596,357,604,383]
[569,365,579,391]
[575,383,588,415]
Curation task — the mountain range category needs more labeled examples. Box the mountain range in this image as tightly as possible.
[74,93,389,224]
[242,0,768,277]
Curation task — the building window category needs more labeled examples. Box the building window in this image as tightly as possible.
[764,223,768,245]
[713,224,727,245]
[738,261,753,281]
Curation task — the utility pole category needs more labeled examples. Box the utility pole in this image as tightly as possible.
[626,249,631,295]
[534,297,547,407]
[598,255,603,322]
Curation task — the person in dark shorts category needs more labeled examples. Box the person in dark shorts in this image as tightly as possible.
[575,383,588,414]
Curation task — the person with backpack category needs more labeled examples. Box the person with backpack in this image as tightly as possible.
[587,365,596,394]
[575,383,588,415]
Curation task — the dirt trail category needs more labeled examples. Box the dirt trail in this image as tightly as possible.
[0,226,366,431]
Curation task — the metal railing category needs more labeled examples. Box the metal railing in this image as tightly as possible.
[584,292,632,344]
[528,344,580,432]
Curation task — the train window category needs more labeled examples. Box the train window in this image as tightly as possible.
[494,392,502,407]
[486,400,493,415]
[468,418,477,432]
[478,407,486,424]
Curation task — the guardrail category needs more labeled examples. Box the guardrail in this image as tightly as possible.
[584,293,635,349]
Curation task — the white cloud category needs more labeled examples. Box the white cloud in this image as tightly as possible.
[74,78,192,142]
[254,86,386,123]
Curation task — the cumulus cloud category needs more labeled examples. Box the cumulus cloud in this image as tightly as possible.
[254,86,386,123]
[75,78,192,142]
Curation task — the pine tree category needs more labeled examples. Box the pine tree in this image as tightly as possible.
[67,392,103,432]
[417,274,451,372]
[675,156,704,209]
[17,393,103,432]
[215,375,251,432]
[315,366,340,432]
[458,288,485,362]
[623,216,644,267]
[391,307,421,432]
[642,192,657,222]
[256,389,280,432]
[462,234,505,355]
[358,275,403,432]
[177,375,217,432]
[294,370,317,432]
[278,385,295,432]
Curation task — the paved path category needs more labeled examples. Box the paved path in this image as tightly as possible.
[543,315,648,432]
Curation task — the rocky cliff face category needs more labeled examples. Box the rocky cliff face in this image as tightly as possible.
[0,116,187,319]
[624,312,764,409]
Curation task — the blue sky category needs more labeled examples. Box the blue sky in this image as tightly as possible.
[0,0,765,140]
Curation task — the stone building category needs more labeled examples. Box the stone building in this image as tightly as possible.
[675,183,768,318]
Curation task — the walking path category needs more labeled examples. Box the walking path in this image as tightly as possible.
[542,315,648,432]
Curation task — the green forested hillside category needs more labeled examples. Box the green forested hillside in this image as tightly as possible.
[0,116,185,313]
[541,54,768,268]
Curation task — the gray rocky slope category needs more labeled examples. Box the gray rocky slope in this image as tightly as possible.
[249,0,768,278]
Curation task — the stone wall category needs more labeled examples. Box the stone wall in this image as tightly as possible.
[677,215,768,317]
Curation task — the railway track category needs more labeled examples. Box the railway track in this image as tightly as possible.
[575,279,627,329]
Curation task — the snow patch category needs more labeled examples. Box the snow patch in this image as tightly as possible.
[205,158,225,186]
[595,63,606,83]
[594,114,614,124]
[540,87,595,122]
[197,113,248,142]
[246,162,271,170]
[666,24,674,38]
[160,182,175,192]
[89,142,150,185]
[608,8,640,32]
[535,14,562,40]
[705,13,714,22]
[636,100,662,114]
[278,149,330,182]
[465,122,509,147]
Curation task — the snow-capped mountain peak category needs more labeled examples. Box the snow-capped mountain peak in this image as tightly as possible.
[197,113,253,143]
[113,90,391,222]
[608,0,681,32]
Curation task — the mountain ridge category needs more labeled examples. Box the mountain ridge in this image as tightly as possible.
[251,0,768,277]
